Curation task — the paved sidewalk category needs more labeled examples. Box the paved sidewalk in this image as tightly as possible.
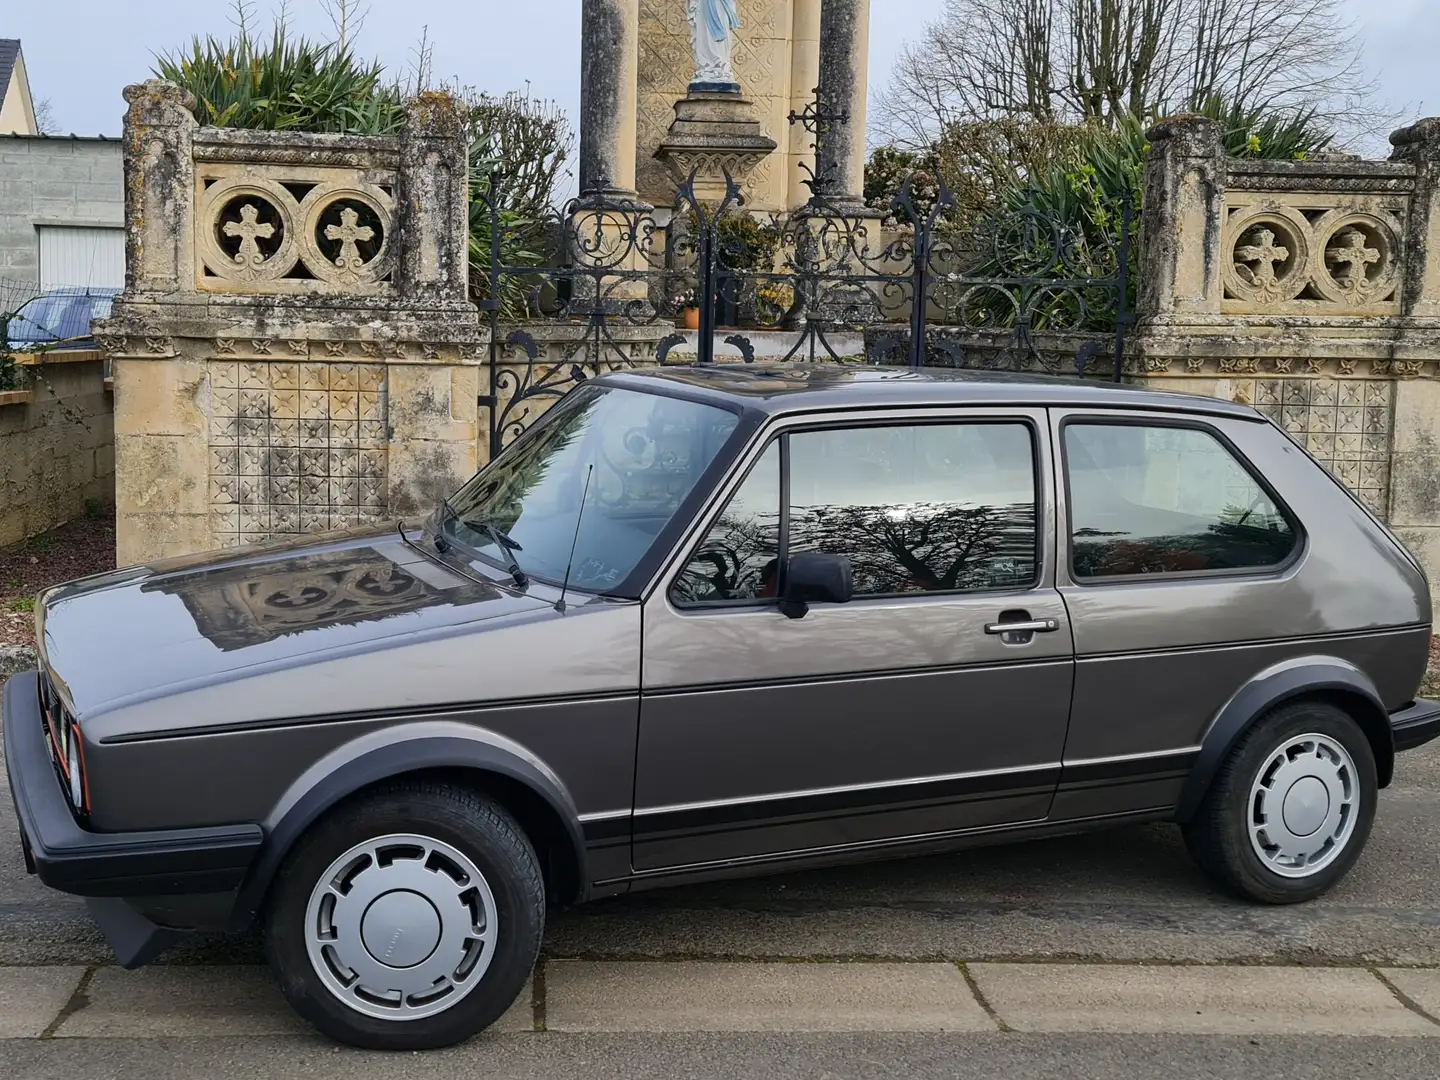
[0,961,1436,1039]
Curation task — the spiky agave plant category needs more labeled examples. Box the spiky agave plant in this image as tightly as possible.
[153,24,404,134]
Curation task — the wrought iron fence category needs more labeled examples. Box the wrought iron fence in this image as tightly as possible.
[476,166,1134,459]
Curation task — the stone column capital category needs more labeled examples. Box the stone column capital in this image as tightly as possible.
[1145,114,1223,159]
[405,91,467,141]
[1390,118,1440,165]
[121,80,199,127]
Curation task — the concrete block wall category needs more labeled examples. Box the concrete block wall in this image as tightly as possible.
[0,135,123,281]
[0,352,114,548]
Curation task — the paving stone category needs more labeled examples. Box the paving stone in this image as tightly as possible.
[968,963,1438,1035]
[56,966,310,1038]
[0,966,84,1037]
[1380,968,1440,1023]
[544,961,993,1032]
[54,964,535,1038]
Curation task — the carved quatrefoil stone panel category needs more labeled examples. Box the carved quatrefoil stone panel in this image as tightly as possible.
[1222,198,1404,315]
[197,165,396,295]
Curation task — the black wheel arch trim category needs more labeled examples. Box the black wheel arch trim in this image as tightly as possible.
[1175,657,1394,823]
[229,722,588,928]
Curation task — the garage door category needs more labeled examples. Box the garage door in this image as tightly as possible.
[37,225,125,290]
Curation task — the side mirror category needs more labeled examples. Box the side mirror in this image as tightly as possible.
[779,552,854,620]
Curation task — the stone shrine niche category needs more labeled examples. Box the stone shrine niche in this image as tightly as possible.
[637,0,795,211]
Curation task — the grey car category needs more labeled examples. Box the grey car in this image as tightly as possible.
[6,365,1440,1049]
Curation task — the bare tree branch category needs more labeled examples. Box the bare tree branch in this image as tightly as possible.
[873,0,1384,148]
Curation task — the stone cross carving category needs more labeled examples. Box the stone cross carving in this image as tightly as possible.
[1325,228,1381,297]
[1234,227,1290,298]
[325,206,375,271]
[223,203,275,268]
[687,0,741,90]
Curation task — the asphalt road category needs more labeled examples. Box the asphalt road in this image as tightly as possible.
[1,732,1438,968]
[0,1033,1437,1080]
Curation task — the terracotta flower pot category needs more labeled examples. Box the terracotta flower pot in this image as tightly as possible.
[682,307,701,330]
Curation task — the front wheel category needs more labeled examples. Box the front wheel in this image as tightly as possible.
[264,781,544,1049]
[1182,700,1378,904]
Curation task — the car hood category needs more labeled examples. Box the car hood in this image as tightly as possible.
[39,523,553,720]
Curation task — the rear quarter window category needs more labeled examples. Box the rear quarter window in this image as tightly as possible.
[1064,421,1298,580]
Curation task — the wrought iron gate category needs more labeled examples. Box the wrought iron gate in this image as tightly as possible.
[476,115,1134,459]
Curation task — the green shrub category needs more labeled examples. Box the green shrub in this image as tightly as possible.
[947,103,1333,332]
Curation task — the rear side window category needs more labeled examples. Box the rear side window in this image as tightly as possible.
[1064,422,1297,580]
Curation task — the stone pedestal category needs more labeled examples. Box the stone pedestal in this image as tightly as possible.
[98,82,487,565]
[654,92,777,204]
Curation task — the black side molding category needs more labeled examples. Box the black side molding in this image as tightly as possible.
[3,673,263,898]
[1392,698,1440,753]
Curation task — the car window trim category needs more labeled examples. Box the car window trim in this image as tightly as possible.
[1056,412,1306,588]
[665,410,1047,610]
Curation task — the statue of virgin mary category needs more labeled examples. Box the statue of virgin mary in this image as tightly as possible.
[687,0,741,91]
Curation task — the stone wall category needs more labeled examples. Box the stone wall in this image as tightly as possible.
[1132,115,1440,592]
[0,135,123,281]
[98,83,486,565]
[0,350,114,548]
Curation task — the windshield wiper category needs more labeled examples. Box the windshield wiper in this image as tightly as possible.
[440,501,528,588]
[473,520,528,588]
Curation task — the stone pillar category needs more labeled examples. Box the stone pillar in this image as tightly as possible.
[1138,115,1225,318]
[815,0,870,208]
[579,0,641,201]
[787,0,823,210]
[1390,118,1440,319]
[119,81,198,295]
[396,93,471,305]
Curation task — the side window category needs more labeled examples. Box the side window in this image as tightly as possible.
[671,442,781,604]
[788,422,1038,596]
[1064,422,1297,580]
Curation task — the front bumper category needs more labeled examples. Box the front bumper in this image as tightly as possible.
[3,672,264,899]
[1391,697,1440,753]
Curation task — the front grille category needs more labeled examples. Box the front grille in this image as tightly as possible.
[38,674,88,817]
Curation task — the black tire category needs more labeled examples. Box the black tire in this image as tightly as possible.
[1182,700,1378,904]
[264,780,544,1050]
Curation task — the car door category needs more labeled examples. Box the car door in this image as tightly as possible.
[632,407,1076,872]
[1050,409,1308,820]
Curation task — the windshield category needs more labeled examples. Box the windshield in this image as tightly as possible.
[9,292,116,343]
[441,385,742,595]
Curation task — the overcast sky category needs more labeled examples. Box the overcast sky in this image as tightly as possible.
[8,0,1438,160]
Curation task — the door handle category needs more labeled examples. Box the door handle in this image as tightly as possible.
[984,618,1059,635]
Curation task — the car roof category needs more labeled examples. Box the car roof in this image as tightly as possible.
[596,364,1262,421]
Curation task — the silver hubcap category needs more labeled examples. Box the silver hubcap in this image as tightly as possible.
[304,834,498,1021]
[1248,734,1359,878]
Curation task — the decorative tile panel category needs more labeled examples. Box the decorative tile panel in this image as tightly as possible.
[1247,377,1393,514]
[209,361,389,547]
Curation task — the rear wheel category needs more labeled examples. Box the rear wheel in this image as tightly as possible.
[264,781,544,1049]
[1182,700,1377,904]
